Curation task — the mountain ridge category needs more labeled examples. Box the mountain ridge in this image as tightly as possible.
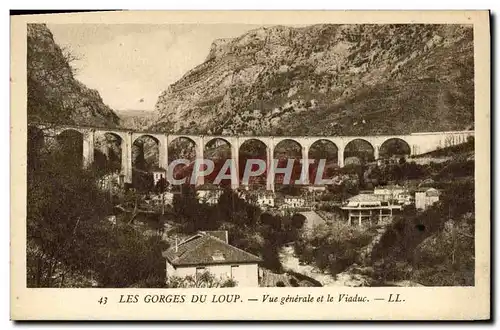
[153,24,474,136]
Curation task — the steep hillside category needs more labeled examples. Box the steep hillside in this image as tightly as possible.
[27,24,120,127]
[115,110,158,130]
[153,24,474,135]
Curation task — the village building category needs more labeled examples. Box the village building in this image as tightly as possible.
[418,178,436,188]
[306,185,327,193]
[239,190,275,208]
[341,193,402,227]
[374,184,405,197]
[151,167,167,186]
[397,192,414,206]
[196,188,224,205]
[150,191,175,206]
[359,189,375,194]
[256,192,276,207]
[98,171,124,193]
[162,231,261,287]
[415,187,441,210]
[282,196,306,209]
[374,185,413,205]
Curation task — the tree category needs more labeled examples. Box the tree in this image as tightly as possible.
[216,189,260,227]
[411,216,474,286]
[96,227,167,288]
[27,151,111,287]
[155,176,169,218]
[155,176,168,194]
[172,186,218,232]
[133,170,154,192]
[27,146,168,288]
[295,223,374,275]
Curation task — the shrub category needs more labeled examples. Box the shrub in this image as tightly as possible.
[295,223,375,276]
[166,272,238,288]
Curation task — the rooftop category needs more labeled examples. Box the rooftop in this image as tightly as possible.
[257,193,275,199]
[347,194,386,203]
[342,193,403,210]
[374,184,404,191]
[284,195,304,200]
[196,185,225,191]
[163,231,261,266]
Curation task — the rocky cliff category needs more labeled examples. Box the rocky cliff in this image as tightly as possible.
[27,24,120,127]
[153,24,474,136]
[115,109,158,130]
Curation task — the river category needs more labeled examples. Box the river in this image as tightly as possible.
[279,245,423,287]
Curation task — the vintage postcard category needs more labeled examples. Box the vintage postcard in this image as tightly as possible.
[10,10,490,320]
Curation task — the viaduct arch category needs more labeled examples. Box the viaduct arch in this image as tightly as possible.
[30,123,475,192]
[94,132,123,172]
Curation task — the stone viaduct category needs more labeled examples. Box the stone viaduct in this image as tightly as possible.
[30,123,474,191]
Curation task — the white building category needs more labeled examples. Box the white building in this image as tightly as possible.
[415,188,441,210]
[239,191,275,208]
[162,231,261,287]
[341,193,402,226]
[152,168,167,186]
[150,191,175,206]
[397,192,414,206]
[374,185,405,198]
[283,196,306,208]
[307,185,327,193]
[374,185,413,206]
[98,171,123,192]
[196,188,224,205]
[256,192,275,207]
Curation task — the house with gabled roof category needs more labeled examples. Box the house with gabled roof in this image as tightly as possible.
[162,231,261,287]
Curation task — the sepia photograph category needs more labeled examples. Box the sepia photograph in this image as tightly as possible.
[11,10,490,320]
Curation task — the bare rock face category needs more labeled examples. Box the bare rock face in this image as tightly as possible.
[153,24,474,136]
[27,24,120,127]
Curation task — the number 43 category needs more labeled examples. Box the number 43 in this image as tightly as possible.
[98,297,108,305]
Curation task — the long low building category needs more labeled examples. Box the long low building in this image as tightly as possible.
[341,194,402,226]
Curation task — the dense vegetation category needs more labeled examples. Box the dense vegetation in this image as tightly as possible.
[295,223,377,276]
[27,147,166,288]
[371,179,475,286]
[27,133,476,287]
[26,23,477,288]
[171,186,301,271]
[25,24,172,287]
[27,132,304,286]
[331,138,475,195]
[293,147,475,286]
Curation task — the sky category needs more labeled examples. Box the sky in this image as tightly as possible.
[47,24,263,112]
